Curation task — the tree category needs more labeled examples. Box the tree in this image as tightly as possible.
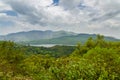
[85,37,95,49]
[0,41,25,78]
[95,34,107,47]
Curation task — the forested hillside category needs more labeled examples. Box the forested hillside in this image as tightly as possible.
[0,30,119,44]
[24,33,119,45]
[0,35,120,80]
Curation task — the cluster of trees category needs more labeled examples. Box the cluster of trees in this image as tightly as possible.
[0,35,120,80]
[23,45,75,57]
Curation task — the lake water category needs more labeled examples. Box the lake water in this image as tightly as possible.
[30,44,75,47]
[30,44,63,47]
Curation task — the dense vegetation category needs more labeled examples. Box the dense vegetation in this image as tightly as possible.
[23,45,75,57]
[0,35,120,80]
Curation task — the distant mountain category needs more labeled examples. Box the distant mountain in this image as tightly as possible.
[0,36,4,40]
[0,30,119,45]
[25,34,120,45]
[0,30,76,42]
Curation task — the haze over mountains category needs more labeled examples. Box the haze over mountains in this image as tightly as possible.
[0,30,119,45]
[0,30,76,42]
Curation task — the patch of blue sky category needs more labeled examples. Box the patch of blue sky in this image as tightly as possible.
[0,21,14,27]
[0,10,18,16]
[53,0,59,6]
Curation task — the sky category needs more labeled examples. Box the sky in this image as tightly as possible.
[0,0,120,39]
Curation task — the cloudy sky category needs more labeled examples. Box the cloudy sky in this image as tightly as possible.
[0,0,120,38]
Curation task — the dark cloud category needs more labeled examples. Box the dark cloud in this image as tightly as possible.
[91,10,120,22]
[6,1,35,15]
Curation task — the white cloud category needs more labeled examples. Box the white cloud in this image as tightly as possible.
[0,0,11,11]
[0,0,120,38]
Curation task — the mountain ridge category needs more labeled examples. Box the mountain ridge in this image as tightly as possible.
[0,30,77,41]
[0,30,119,45]
[26,33,119,45]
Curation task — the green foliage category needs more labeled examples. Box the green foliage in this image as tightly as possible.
[0,35,120,80]
[0,41,25,79]
[23,45,75,57]
[84,47,120,79]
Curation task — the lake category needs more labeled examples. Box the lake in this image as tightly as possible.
[30,44,63,47]
[30,44,75,47]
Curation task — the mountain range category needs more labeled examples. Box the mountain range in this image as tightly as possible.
[0,30,76,42]
[0,30,119,45]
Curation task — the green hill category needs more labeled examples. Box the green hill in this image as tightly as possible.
[0,30,76,42]
[26,34,119,45]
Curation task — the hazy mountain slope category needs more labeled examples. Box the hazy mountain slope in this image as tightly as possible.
[0,30,119,44]
[0,30,76,42]
[0,36,4,40]
[26,34,119,45]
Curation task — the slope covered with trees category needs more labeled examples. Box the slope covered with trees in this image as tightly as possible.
[25,34,119,45]
[0,35,120,80]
